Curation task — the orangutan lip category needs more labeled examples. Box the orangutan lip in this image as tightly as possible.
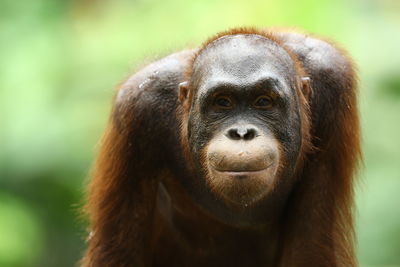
[213,163,274,175]
[217,169,267,176]
[212,164,273,176]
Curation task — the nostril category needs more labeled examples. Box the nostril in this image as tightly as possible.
[244,128,256,140]
[227,128,241,140]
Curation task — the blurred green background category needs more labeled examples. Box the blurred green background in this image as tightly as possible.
[1,0,399,266]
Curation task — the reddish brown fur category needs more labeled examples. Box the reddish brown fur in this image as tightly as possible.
[275,30,361,266]
[82,28,360,267]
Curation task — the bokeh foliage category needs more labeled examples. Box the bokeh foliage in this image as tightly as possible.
[1,0,399,266]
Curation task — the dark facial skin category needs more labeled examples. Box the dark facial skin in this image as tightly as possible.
[180,34,305,226]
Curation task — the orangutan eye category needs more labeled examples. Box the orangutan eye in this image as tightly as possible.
[215,96,233,109]
[254,96,273,109]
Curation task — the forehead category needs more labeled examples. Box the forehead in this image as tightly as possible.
[193,34,296,92]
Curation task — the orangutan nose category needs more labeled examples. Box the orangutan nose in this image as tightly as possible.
[226,125,257,141]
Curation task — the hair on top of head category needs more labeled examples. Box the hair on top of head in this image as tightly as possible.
[198,27,281,54]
